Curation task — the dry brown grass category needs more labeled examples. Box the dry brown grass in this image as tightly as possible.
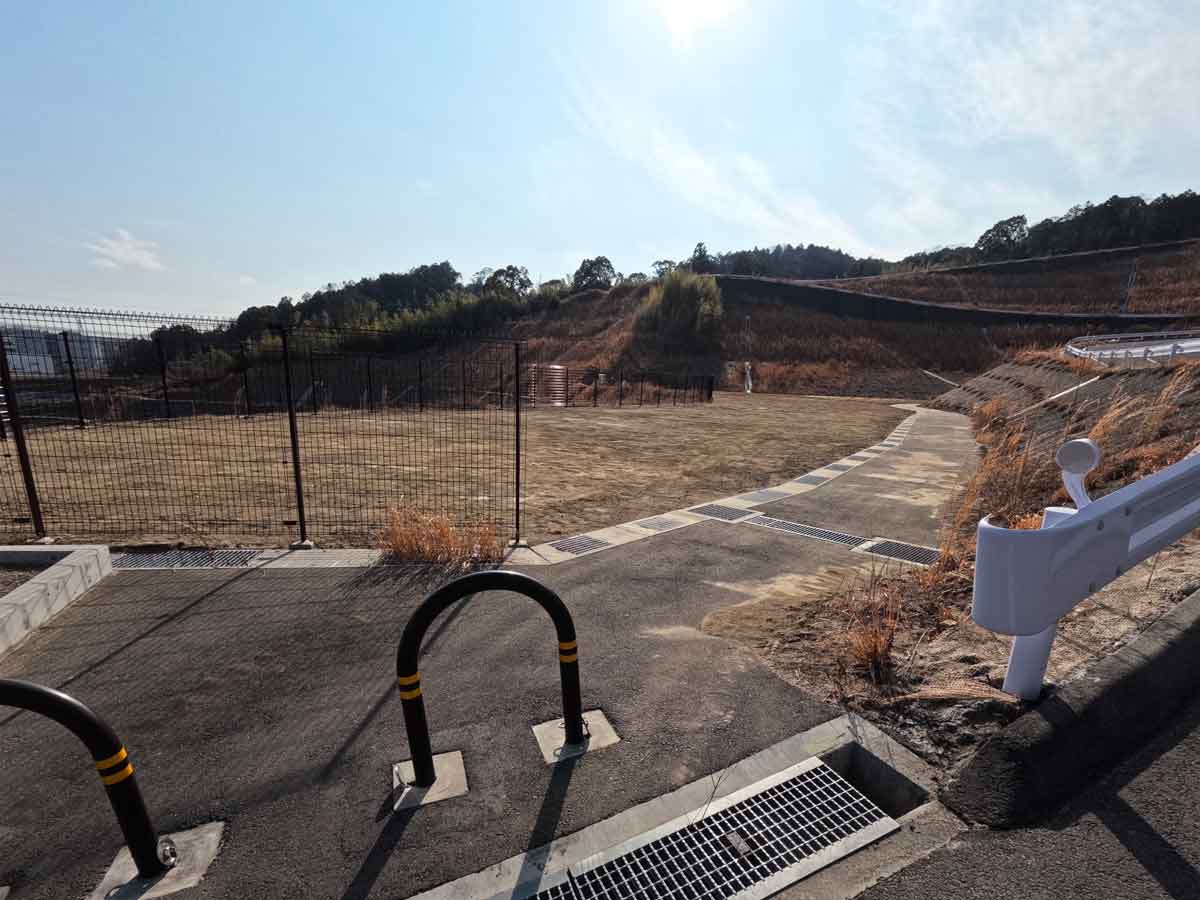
[377,508,502,564]
[1011,347,1108,377]
[837,570,903,686]
[823,243,1200,314]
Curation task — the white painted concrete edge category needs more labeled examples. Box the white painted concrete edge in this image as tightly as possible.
[0,544,112,659]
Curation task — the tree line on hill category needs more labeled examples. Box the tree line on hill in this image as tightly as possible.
[100,187,1200,372]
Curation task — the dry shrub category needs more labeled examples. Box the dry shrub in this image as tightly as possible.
[970,397,1010,432]
[753,361,851,392]
[1011,347,1107,377]
[378,508,502,564]
[836,569,903,686]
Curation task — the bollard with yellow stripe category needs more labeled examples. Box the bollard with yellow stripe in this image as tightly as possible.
[396,571,587,787]
[1,677,173,879]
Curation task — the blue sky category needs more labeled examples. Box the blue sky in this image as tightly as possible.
[3,1,1198,316]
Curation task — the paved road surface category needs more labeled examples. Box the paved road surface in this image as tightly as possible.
[865,690,1200,900]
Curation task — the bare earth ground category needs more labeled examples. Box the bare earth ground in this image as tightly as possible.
[522,392,907,542]
[0,565,45,595]
[0,393,906,548]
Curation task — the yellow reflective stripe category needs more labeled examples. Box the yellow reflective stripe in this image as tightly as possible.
[95,747,127,770]
[100,763,134,786]
[397,672,421,686]
[559,653,578,664]
[558,640,577,651]
[399,687,423,700]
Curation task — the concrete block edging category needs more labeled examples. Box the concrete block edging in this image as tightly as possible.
[0,545,112,659]
[943,585,1200,827]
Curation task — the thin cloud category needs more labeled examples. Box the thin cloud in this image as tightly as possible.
[564,67,867,254]
[85,228,165,271]
[238,274,257,286]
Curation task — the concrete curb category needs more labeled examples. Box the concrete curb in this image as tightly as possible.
[942,585,1200,827]
[0,545,112,659]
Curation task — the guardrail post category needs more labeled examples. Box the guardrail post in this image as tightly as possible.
[154,336,173,419]
[0,333,45,536]
[396,571,584,786]
[279,329,309,545]
[0,678,174,879]
[61,331,87,428]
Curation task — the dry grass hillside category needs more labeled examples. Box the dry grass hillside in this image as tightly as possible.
[820,241,1200,314]
[509,281,1084,398]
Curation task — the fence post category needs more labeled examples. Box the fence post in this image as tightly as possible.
[638,375,644,406]
[617,370,623,407]
[366,355,375,413]
[240,343,254,416]
[0,334,45,537]
[60,331,86,428]
[308,347,319,414]
[461,360,468,410]
[566,367,572,407]
[593,372,598,407]
[656,378,662,406]
[418,359,425,412]
[514,342,522,542]
[154,337,173,419]
[280,330,309,545]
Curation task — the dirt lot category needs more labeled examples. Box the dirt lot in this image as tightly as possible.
[0,392,906,547]
[522,392,906,541]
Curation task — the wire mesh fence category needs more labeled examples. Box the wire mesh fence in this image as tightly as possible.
[0,305,715,547]
[0,306,522,546]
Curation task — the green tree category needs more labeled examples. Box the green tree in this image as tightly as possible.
[974,215,1029,261]
[652,259,677,278]
[572,256,616,291]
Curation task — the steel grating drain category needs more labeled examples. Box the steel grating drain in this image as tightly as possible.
[635,516,686,533]
[792,474,827,486]
[864,540,940,566]
[690,504,754,522]
[112,549,261,570]
[737,488,791,504]
[550,535,612,555]
[528,759,897,900]
[825,463,852,471]
[746,517,865,547]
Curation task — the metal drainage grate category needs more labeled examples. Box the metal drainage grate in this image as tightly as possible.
[792,474,827,486]
[864,540,940,566]
[635,516,686,533]
[825,463,853,471]
[112,549,261,570]
[550,535,612,555]
[737,488,791,504]
[747,517,865,547]
[690,504,753,522]
[849,453,876,460]
[530,758,897,900]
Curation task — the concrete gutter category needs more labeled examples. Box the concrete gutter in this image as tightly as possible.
[0,545,111,658]
[943,585,1200,827]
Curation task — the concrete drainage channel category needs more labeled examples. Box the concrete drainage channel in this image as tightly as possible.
[415,715,960,900]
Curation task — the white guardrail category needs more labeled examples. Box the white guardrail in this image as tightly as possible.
[1067,330,1200,365]
[972,438,1200,700]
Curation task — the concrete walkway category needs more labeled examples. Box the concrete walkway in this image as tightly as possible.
[0,407,977,900]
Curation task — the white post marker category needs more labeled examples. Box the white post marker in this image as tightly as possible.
[973,437,1200,700]
[744,361,753,394]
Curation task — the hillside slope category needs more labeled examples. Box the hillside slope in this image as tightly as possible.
[817,240,1200,314]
